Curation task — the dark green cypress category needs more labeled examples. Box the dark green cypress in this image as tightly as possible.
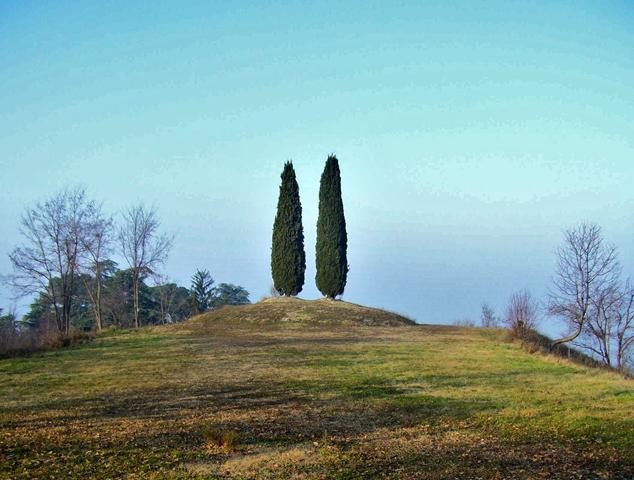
[315,155,348,299]
[271,161,306,296]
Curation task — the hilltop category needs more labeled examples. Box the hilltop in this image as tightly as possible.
[192,297,416,328]
[0,300,632,479]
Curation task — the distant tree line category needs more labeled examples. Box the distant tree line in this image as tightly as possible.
[271,155,348,299]
[1,187,250,353]
[18,263,191,331]
[190,268,250,314]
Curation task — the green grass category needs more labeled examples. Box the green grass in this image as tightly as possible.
[0,298,632,479]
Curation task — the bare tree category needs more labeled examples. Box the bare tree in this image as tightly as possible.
[79,203,113,332]
[480,303,499,328]
[580,280,634,370]
[505,290,539,338]
[119,205,173,328]
[548,223,620,348]
[613,281,634,371]
[579,284,617,366]
[8,188,93,335]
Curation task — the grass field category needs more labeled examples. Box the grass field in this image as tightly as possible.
[1,298,632,479]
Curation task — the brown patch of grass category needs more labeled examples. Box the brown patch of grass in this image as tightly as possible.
[201,425,241,451]
[219,444,315,477]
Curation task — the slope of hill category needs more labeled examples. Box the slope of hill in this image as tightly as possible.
[193,297,416,327]
[0,299,632,479]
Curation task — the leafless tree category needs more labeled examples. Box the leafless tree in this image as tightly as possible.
[613,281,634,371]
[119,205,173,328]
[579,280,634,370]
[79,203,113,332]
[8,188,94,335]
[548,223,620,348]
[505,290,539,338]
[481,303,499,328]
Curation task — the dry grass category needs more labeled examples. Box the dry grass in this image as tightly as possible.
[195,297,416,328]
[201,426,241,451]
[0,299,632,479]
[0,326,95,358]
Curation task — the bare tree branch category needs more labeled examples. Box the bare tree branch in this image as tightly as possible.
[548,223,620,349]
[505,290,539,338]
[119,204,173,328]
[7,187,95,334]
[78,202,113,332]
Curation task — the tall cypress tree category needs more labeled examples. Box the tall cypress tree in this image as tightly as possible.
[271,161,306,296]
[316,155,348,299]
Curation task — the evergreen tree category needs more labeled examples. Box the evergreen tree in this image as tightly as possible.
[271,161,306,296]
[212,283,251,307]
[190,269,215,314]
[315,155,348,298]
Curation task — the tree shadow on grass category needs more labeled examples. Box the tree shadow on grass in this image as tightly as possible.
[1,373,499,437]
[1,358,622,432]
[320,432,634,480]
[3,373,633,479]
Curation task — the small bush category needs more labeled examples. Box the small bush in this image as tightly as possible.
[201,426,241,450]
[480,303,500,328]
[505,290,539,339]
[453,318,476,327]
[0,326,94,358]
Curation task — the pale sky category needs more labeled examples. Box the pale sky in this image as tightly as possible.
[1,1,633,335]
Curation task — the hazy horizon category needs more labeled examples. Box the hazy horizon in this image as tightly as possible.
[1,1,633,336]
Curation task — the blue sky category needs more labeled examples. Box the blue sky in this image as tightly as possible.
[1,1,633,334]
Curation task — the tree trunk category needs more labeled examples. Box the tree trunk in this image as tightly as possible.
[551,322,583,349]
[51,290,63,333]
[133,270,140,329]
[95,277,102,332]
[82,273,103,333]
[63,297,71,335]
[94,262,103,332]
[159,292,165,324]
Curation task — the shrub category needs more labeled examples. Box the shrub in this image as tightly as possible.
[505,290,539,339]
[0,325,94,358]
[453,318,476,327]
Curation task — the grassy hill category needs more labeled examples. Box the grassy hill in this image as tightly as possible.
[196,297,416,327]
[0,299,632,479]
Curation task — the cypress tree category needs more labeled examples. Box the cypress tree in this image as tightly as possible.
[315,155,348,299]
[271,161,306,296]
